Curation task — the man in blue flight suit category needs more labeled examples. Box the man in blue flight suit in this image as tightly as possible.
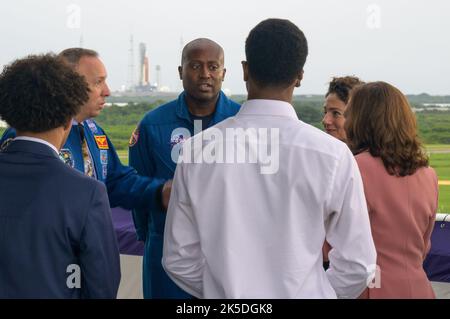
[129,38,240,298]
[1,48,163,211]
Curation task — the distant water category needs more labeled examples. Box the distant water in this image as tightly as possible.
[423,103,450,107]
[414,103,450,112]
[105,102,128,107]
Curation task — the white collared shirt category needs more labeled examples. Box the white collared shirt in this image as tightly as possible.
[163,99,376,299]
[15,136,59,156]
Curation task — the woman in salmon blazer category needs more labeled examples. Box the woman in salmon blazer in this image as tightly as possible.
[345,81,438,298]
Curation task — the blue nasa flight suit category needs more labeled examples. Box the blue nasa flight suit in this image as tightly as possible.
[1,119,163,210]
[129,91,240,299]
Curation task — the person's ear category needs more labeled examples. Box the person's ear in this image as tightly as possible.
[241,61,249,82]
[222,68,226,82]
[178,66,183,80]
[63,119,72,131]
[295,70,304,87]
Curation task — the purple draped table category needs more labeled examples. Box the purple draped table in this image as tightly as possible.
[424,217,450,283]
[111,207,144,256]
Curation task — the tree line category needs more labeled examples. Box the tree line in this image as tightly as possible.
[1,99,449,151]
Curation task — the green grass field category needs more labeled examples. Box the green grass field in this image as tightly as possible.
[117,150,129,165]
[120,146,450,213]
[429,154,450,180]
[427,145,450,213]
[439,186,450,213]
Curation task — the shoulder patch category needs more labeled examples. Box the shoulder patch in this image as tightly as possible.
[94,135,109,150]
[129,125,140,147]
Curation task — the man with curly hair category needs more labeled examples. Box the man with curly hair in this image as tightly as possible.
[1,48,164,211]
[0,54,120,298]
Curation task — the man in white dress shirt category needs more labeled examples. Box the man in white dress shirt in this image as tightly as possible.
[163,18,376,299]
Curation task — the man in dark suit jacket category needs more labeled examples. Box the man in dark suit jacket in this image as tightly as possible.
[0,54,121,298]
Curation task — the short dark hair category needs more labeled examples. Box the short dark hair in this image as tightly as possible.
[345,81,429,176]
[0,54,89,132]
[59,48,98,68]
[245,18,308,87]
[326,76,365,104]
[181,38,224,65]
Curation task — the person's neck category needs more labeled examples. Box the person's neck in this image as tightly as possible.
[184,93,219,116]
[74,114,88,123]
[246,82,295,104]
[16,129,65,151]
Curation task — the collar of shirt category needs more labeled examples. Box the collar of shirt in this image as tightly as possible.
[14,136,59,155]
[176,92,196,123]
[72,119,88,126]
[176,91,228,125]
[237,99,298,120]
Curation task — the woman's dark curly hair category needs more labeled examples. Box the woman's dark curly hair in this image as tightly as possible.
[344,81,429,177]
[0,53,89,132]
[326,76,364,103]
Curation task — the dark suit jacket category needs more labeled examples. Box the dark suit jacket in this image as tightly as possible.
[0,139,121,298]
